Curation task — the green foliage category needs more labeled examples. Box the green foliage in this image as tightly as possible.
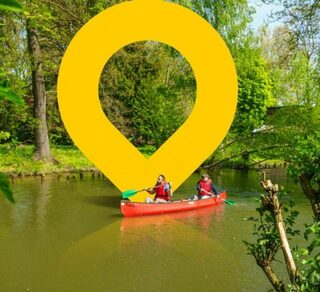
[292,221,320,291]
[137,145,157,158]
[0,0,273,157]
[100,41,196,149]
[131,78,187,148]
[0,71,24,105]
[0,0,22,12]
[0,0,25,109]
[174,0,272,135]
[234,48,272,133]
[288,132,320,185]
[0,172,14,203]
[245,186,320,291]
[0,144,94,174]
[243,193,300,267]
[173,0,254,51]
[211,21,320,169]
[262,26,320,107]
[0,131,10,142]
[0,0,24,203]
[0,84,24,105]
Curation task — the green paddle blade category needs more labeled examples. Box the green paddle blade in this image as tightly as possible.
[122,189,138,198]
[224,199,236,205]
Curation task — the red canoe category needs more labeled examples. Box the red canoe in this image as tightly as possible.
[120,192,227,217]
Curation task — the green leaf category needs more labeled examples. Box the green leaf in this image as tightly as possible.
[0,85,24,105]
[0,0,22,11]
[0,173,15,203]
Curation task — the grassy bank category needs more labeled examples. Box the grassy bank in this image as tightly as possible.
[0,144,157,175]
[0,144,286,175]
[0,144,95,175]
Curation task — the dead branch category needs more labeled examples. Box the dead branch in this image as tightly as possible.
[260,172,299,286]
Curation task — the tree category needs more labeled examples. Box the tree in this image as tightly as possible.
[262,0,320,61]
[288,132,320,220]
[100,41,196,148]
[0,0,55,160]
[171,1,274,168]
[244,175,320,291]
[0,0,24,203]
[260,0,320,217]
[0,0,24,105]
[244,3,320,289]
[173,0,272,134]
[233,44,273,133]
[26,13,53,161]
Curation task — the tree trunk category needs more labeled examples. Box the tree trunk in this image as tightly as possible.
[26,19,53,162]
[300,173,320,221]
[260,264,285,292]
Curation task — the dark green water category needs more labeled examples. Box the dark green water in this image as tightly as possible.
[0,169,313,292]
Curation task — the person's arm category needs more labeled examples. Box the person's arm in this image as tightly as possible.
[164,183,171,197]
[210,182,218,195]
[146,187,155,194]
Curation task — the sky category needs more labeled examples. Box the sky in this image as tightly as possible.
[249,0,282,30]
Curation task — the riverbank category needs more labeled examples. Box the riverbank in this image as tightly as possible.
[0,144,158,177]
[0,144,95,176]
[0,144,286,177]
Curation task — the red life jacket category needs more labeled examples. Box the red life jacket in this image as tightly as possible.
[198,179,212,196]
[155,182,170,201]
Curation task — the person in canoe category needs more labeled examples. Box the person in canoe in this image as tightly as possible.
[145,174,172,203]
[189,173,220,200]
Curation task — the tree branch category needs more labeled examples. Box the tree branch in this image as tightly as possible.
[260,177,299,286]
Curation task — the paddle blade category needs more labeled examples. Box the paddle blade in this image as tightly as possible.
[224,199,236,205]
[122,190,138,198]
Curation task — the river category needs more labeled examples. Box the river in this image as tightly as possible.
[0,169,313,291]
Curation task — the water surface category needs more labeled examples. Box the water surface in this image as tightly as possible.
[0,169,313,291]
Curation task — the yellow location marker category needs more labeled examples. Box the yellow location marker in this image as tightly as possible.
[57,0,238,202]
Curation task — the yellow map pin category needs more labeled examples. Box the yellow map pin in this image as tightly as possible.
[57,0,238,202]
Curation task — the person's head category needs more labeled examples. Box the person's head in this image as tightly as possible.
[157,174,165,184]
[201,173,209,182]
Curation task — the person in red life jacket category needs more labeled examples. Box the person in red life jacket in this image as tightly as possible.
[145,174,172,203]
[189,174,219,200]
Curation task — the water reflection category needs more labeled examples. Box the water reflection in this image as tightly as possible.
[10,180,38,233]
[82,195,120,208]
[120,204,225,237]
[59,205,232,292]
[36,179,52,230]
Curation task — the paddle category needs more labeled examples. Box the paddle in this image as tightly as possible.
[122,189,146,199]
[122,182,173,199]
[205,191,236,205]
[219,196,236,206]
